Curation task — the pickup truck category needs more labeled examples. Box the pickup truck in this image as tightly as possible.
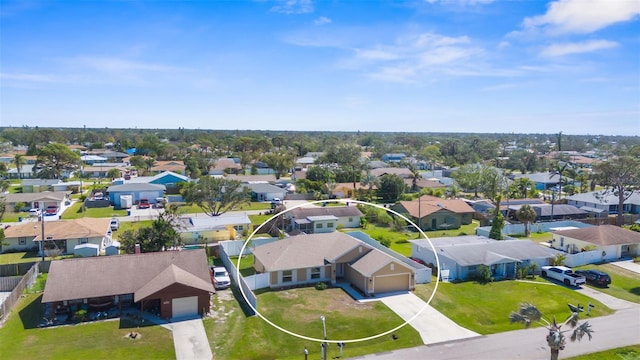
[541,266,586,287]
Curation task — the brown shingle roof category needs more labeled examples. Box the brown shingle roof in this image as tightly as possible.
[134,263,214,301]
[553,225,640,246]
[42,249,213,303]
[4,218,110,241]
[349,250,409,277]
[370,167,413,178]
[397,197,475,218]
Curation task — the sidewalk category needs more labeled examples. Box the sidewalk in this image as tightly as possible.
[610,259,640,274]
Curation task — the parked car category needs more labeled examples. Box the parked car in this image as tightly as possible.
[45,205,59,216]
[138,198,150,209]
[110,218,120,231]
[211,266,231,290]
[541,265,586,287]
[28,208,41,217]
[575,269,611,287]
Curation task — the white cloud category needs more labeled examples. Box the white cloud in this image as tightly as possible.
[540,39,618,57]
[0,72,56,82]
[314,16,331,25]
[523,0,640,35]
[270,0,314,15]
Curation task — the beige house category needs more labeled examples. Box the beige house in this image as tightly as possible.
[551,225,640,261]
[252,232,415,296]
[2,218,112,255]
[392,195,475,231]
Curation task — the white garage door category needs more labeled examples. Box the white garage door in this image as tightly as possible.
[172,296,198,318]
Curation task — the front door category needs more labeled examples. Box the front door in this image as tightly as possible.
[336,263,344,278]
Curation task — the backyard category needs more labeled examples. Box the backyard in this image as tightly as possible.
[0,293,175,359]
[206,287,421,360]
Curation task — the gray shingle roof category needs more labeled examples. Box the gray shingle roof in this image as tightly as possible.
[289,206,363,219]
[107,183,166,192]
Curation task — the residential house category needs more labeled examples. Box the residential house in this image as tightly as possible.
[82,163,129,179]
[410,236,559,281]
[1,218,111,254]
[392,195,475,230]
[403,178,446,192]
[294,156,316,169]
[80,155,108,165]
[331,182,372,199]
[107,183,166,208]
[1,191,70,212]
[288,206,362,234]
[7,164,36,179]
[551,225,640,260]
[21,179,62,193]
[126,171,189,194]
[252,232,416,295]
[178,213,252,244]
[513,172,572,191]
[566,191,640,217]
[505,203,588,222]
[249,161,276,175]
[211,158,243,175]
[381,153,406,163]
[244,183,286,202]
[226,174,277,184]
[150,161,187,175]
[370,167,413,178]
[42,249,214,320]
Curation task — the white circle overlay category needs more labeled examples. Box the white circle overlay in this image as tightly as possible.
[236,199,441,343]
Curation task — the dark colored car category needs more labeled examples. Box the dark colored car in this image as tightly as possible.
[575,269,611,287]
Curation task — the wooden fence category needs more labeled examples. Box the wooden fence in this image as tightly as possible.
[0,263,38,325]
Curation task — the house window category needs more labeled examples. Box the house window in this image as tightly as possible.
[390,264,395,271]
[327,222,334,228]
[316,223,323,229]
[79,238,88,244]
[282,270,293,283]
[310,267,321,279]
[233,225,244,231]
[348,217,353,222]
[560,237,564,247]
[19,237,27,245]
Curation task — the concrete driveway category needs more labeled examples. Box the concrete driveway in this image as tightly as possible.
[170,318,212,360]
[380,292,480,345]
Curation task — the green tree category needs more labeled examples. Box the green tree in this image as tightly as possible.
[13,154,26,179]
[377,174,406,202]
[107,168,121,179]
[452,164,483,198]
[516,204,537,237]
[489,212,504,240]
[182,177,250,216]
[509,303,593,360]
[35,143,81,179]
[261,152,293,180]
[119,205,183,253]
[594,155,640,226]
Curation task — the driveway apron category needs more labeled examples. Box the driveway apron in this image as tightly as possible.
[380,292,479,345]
[170,318,212,360]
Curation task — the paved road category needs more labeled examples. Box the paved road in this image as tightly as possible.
[352,306,640,360]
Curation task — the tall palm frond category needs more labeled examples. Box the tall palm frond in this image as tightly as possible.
[570,322,593,342]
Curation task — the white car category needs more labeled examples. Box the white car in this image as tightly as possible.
[28,208,41,217]
[211,267,231,290]
[109,218,120,231]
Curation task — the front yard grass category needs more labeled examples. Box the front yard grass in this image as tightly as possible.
[574,263,640,304]
[112,220,154,240]
[62,202,127,219]
[564,345,640,360]
[0,293,175,360]
[414,279,614,335]
[511,231,553,243]
[0,251,41,265]
[206,287,421,360]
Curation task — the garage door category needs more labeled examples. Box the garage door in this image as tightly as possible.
[172,296,198,318]
[373,273,410,294]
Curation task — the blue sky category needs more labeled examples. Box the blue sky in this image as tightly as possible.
[1,0,638,135]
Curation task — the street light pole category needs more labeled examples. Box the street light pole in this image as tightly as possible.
[320,315,327,360]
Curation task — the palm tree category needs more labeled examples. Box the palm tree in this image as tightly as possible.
[516,204,537,237]
[360,172,379,202]
[13,154,25,179]
[510,303,593,360]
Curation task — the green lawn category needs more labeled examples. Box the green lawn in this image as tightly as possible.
[249,214,272,228]
[62,202,127,219]
[112,220,154,240]
[0,293,175,360]
[228,255,255,276]
[574,263,640,304]
[414,280,614,335]
[565,345,640,360]
[206,287,421,360]
[511,231,553,243]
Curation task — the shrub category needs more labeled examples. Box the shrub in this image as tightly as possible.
[315,282,328,290]
[380,239,391,248]
[396,239,408,244]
